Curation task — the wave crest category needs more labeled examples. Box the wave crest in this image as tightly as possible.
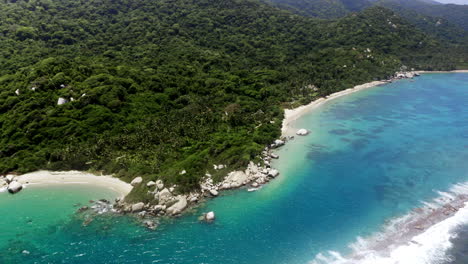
[310,182,468,264]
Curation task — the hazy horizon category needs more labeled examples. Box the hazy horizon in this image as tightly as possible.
[436,0,468,4]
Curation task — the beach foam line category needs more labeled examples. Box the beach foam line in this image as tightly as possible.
[309,182,468,264]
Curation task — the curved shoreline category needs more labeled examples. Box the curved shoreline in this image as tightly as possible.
[4,70,466,217]
[282,70,468,136]
[15,170,133,198]
[282,81,386,136]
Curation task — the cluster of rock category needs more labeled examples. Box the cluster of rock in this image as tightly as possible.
[100,131,309,224]
[115,178,201,220]
[389,70,420,81]
[0,174,24,194]
[395,71,419,79]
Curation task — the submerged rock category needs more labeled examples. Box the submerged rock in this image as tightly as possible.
[143,220,157,230]
[77,206,89,212]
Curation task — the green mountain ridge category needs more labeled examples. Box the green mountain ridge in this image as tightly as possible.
[267,0,468,42]
[0,0,464,200]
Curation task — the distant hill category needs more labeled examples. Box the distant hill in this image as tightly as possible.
[266,0,468,43]
[265,0,372,18]
[376,0,468,31]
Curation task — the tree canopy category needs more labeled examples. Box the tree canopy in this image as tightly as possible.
[0,0,465,199]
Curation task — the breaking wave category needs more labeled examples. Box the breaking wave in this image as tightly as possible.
[310,182,468,264]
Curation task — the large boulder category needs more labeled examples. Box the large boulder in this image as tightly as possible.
[166,195,188,215]
[271,139,285,148]
[296,129,309,136]
[205,211,215,221]
[8,181,23,194]
[130,177,143,186]
[155,180,164,190]
[268,169,280,178]
[57,97,68,105]
[209,189,219,196]
[131,202,145,212]
[146,181,156,187]
[224,171,248,188]
[158,188,173,205]
[5,174,15,183]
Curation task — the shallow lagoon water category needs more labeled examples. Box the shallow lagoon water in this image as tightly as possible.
[1,73,467,264]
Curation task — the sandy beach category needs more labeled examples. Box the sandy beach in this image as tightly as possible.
[16,170,133,198]
[282,80,386,136]
[282,70,468,136]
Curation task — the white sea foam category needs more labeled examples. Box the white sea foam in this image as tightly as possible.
[309,182,468,264]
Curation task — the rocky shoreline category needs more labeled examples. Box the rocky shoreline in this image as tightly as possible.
[110,134,299,228]
[0,69,426,230]
[0,174,23,194]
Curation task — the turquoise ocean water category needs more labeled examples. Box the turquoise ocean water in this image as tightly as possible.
[1,73,467,263]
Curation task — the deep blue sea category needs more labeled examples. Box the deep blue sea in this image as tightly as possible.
[1,73,467,264]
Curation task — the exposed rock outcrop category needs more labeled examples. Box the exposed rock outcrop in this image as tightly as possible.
[166,195,188,215]
[130,177,143,186]
[296,128,309,136]
[205,211,215,221]
[57,97,68,105]
[155,180,164,190]
[157,188,173,204]
[5,174,15,183]
[131,202,145,212]
[8,181,23,194]
[223,171,248,189]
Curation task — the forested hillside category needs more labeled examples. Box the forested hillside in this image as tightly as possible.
[0,0,464,199]
[267,0,468,43]
[376,0,468,31]
[264,0,371,18]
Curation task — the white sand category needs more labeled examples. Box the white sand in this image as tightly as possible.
[282,70,468,136]
[16,170,133,197]
[282,81,386,136]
